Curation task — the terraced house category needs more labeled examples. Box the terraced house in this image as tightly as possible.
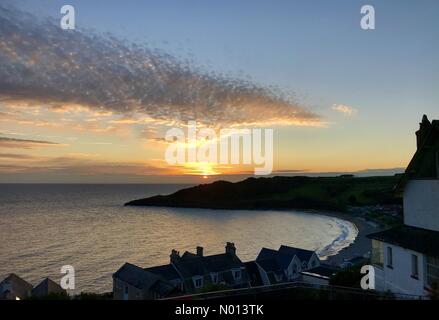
[113,242,249,300]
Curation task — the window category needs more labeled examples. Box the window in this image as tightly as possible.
[387,247,393,268]
[210,273,218,284]
[123,285,129,300]
[411,254,419,279]
[427,256,439,288]
[371,240,384,267]
[233,270,241,280]
[193,276,203,289]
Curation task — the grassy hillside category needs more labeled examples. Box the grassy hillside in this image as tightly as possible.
[125,175,402,212]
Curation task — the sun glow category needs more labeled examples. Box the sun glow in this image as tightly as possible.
[183,161,220,176]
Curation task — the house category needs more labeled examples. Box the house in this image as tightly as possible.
[144,262,184,292]
[0,274,33,300]
[244,261,264,287]
[113,242,249,299]
[31,278,67,298]
[169,243,249,293]
[113,263,180,300]
[255,245,320,285]
[368,115,439,297]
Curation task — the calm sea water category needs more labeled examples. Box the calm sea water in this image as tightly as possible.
[0,184,358,293]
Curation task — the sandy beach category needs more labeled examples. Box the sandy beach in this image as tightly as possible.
[313,210,386,266]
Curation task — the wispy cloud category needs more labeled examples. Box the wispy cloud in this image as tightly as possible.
[0,136,61,149]
[0,4,322,127]
[0,153,37,159]
[332,104,358,116]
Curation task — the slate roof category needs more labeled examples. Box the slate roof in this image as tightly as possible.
[396,115,439,192]
[113,263,161,290]
[256,256,283,274]
[367,225,439,258]
[256,245,316,274]
[174,252,244,278]
[114,263,181,297]
[31,278,66,297]
[150,279,178,297]
[279,245,315,262]
[145,264,180,282]
[0,273,33,291]
[0,274,33,299]
[256,248,290,272]
[244,261,263,286]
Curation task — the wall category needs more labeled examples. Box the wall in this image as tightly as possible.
[113,278,145,300]
[256,263,271,286]
[404,180,439,232]
[286,256,301,280]
[307,253,321,270]
[378,242,427,297]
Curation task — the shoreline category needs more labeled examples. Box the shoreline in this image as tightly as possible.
[308,209,385,265]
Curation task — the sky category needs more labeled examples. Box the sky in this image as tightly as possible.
[0,0,438,183]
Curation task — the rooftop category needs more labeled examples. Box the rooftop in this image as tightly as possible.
[367,225,439,258]
[256,245,316,273]
[174,252,244,278]
[396,115,439,192]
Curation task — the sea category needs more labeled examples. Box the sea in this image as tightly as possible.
[0,183,358,293]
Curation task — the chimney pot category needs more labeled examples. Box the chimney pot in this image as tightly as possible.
[416,115,431,149]
[196,246,204,257]
[170,249,180,264]
[225,242,236,256]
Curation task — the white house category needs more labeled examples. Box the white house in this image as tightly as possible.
[368,115,439,297]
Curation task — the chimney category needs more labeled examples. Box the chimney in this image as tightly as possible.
[196,246,204,257]
[170,249,180,264]
[416,115,431,149]
[225,242,236,256]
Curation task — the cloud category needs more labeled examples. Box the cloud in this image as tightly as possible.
[0,4,322,127]
[332,104,358,116]
[0,136,61,149]
[0,153,36,159]
[0,155,178,176]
